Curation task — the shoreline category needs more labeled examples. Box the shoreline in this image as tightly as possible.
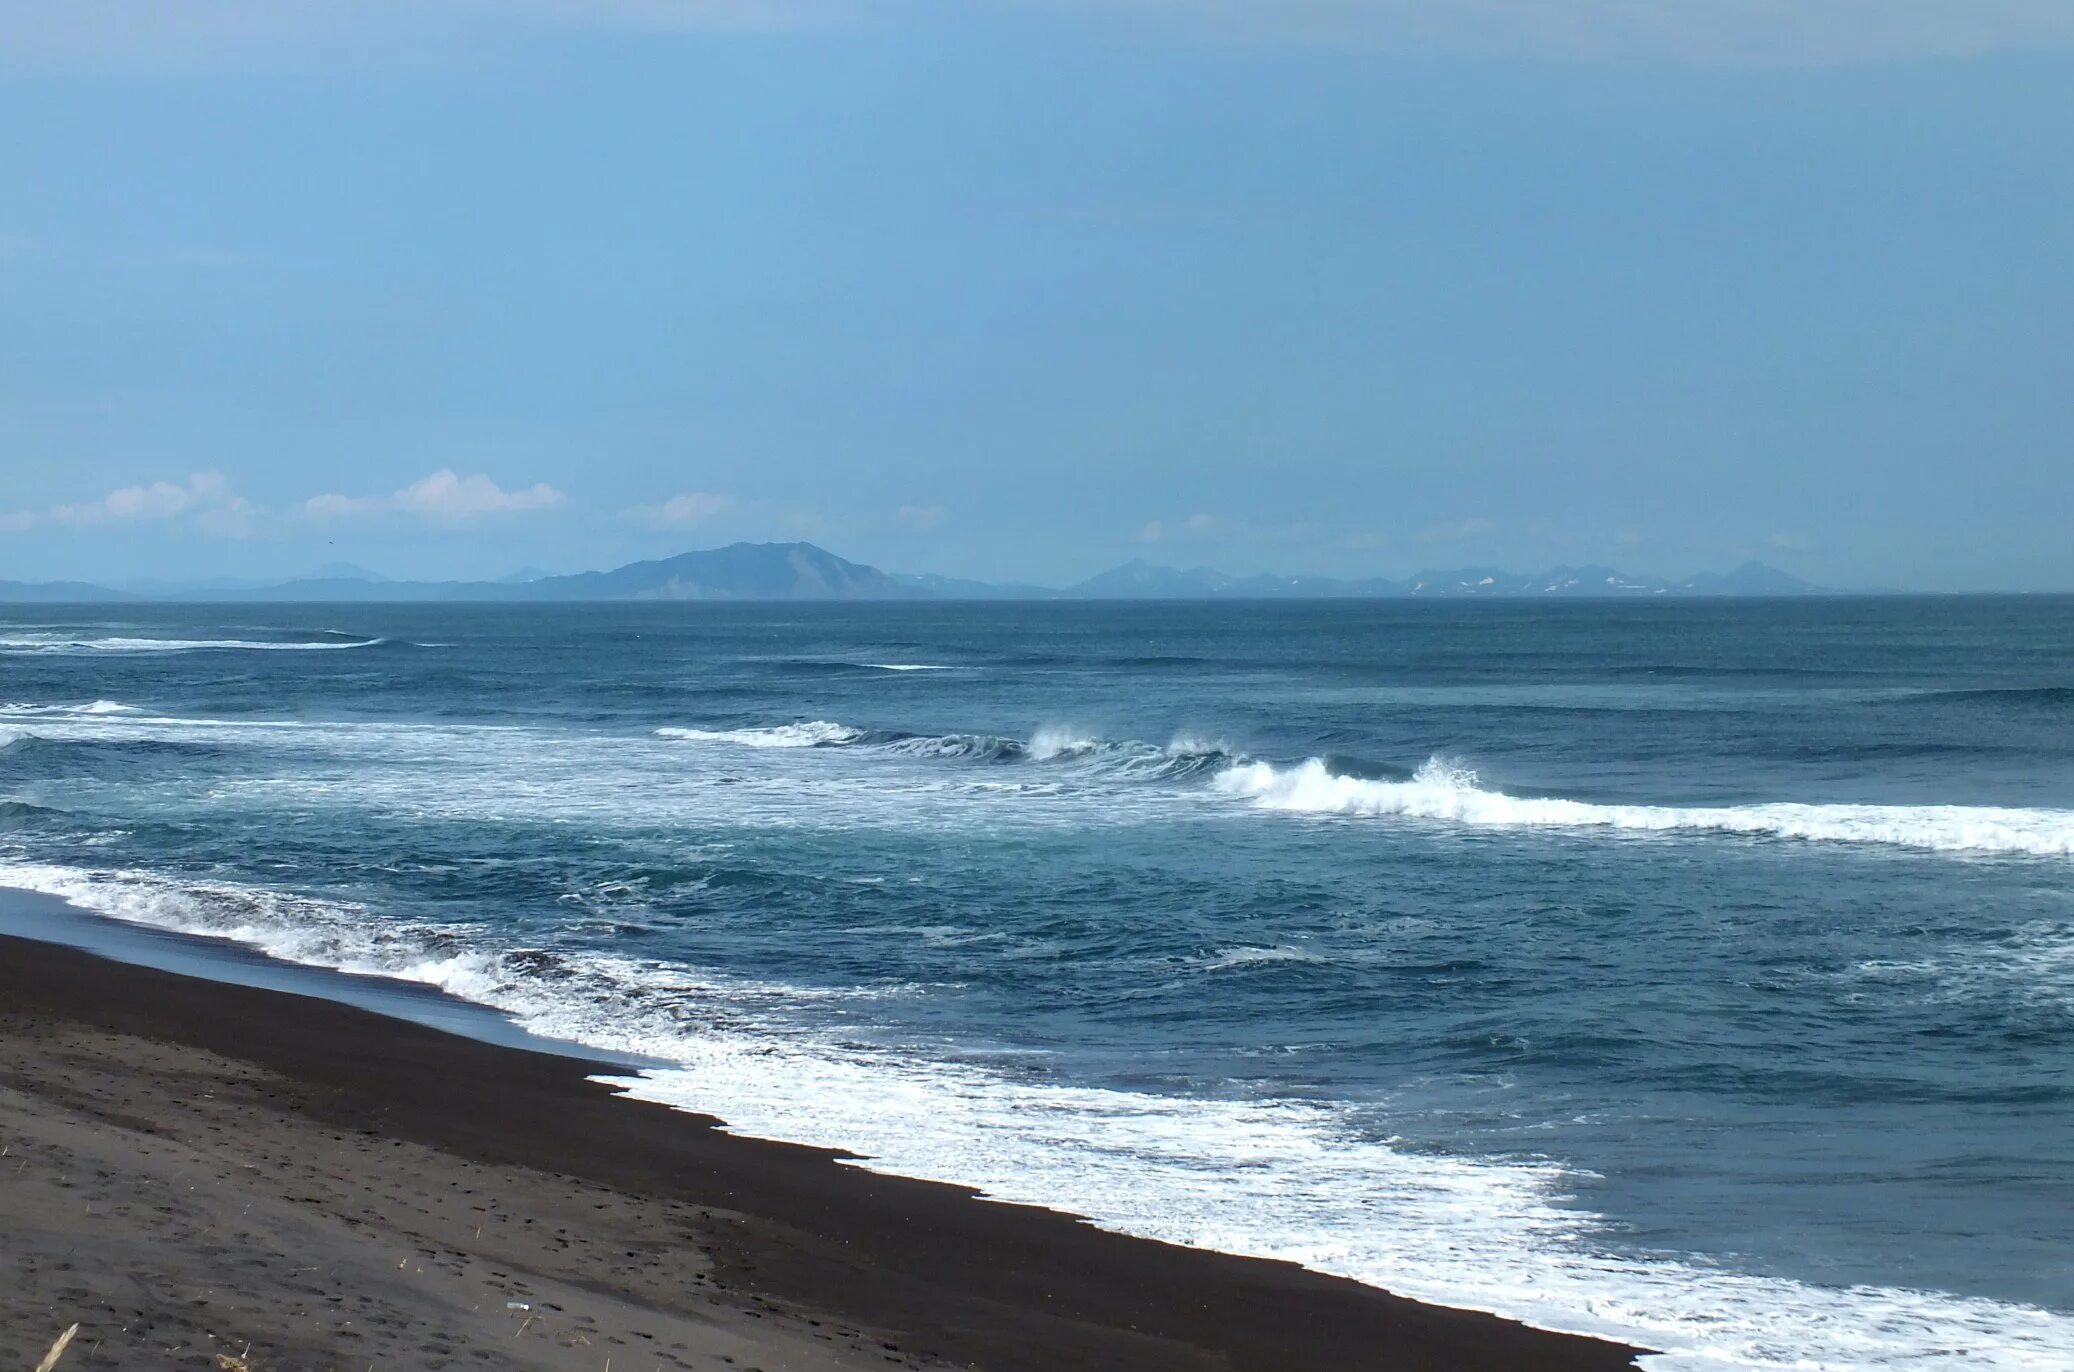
[0,919,1646,1371]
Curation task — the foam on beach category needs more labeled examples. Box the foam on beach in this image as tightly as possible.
[5,858,2072,1372]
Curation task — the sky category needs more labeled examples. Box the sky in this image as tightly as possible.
[1,1,2071,591]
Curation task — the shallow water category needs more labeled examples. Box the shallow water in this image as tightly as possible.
[3,598,2071,1369]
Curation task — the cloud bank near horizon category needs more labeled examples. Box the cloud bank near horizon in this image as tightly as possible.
[0,474,257,539]
[305,470,566,523]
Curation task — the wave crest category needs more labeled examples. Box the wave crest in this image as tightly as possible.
[0,634,380,655]
[655,719,1239,780]
[655,722,866,748]
[1213,757,2074,857]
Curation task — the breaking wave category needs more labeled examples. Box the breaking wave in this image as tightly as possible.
[656,720,1238,779]
[0,633,381,655]
[647,721,2074,856]
[1214,758,2074,857]
[654,721,868,748]
[0,699,144,716]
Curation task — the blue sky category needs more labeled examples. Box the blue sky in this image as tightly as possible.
[2,1,2070,589]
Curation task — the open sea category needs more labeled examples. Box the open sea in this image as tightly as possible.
[2,597,2070,1370]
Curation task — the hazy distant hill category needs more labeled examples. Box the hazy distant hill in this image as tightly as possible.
[0,545,1827,603]
[197,577,504,603]
[1069,558,1820,599]
[525,542,925,601]
[1675,561,1823,596]
[1067,560,1408,599]
[110,563,391,598]
[0,579,139,603]
[1069,560,1247,598]
[891,571,1060,600]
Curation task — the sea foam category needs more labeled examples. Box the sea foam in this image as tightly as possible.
[655,720,1235,780]
[3,858,2070,1372]
[1213,757,2074,857]
[655,721,867,748]
[0,633,379,655]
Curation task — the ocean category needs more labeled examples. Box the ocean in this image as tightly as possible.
[2,597,2069,1370]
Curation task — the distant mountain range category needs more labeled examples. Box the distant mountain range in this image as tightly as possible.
[1066,558,1821,600]
[0,542,1831,603]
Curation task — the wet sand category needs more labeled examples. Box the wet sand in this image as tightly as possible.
[0,932,1645,1371]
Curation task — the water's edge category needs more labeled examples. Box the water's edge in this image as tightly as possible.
[0,884,652,1069]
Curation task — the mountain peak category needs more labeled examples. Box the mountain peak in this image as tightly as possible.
[533,541,925,602]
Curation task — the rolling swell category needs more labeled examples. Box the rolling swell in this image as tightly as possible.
[649,718,2074,856]
[0,732,230,779]
[0,799,75,828]
[1897,685,2074,710]
[7,597,2073,1372]
[654,720,1240,779]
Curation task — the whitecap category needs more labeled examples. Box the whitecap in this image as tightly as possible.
[0,633,380,655]
[655,722,866,748]
[1027,725,1100,760]
[1196,945,1327,970]
[1212,757,2074,857]
[0,700,142,717]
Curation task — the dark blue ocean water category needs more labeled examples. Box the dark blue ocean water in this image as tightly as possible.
[3,599,2070,1370]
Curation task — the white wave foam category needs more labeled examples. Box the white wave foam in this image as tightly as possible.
[651,721,1232,781]
[3,860,2068,1370]
[655,721,866,748]
[9,860,2072,1369]
[859,663,957,672]
[0,633,378,655]
[1026,725,1099,760]
[0,700,141,716]
[1213,758,2074,857]
[1197,944,1326,970]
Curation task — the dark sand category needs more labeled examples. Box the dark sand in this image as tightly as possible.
[0,933,1645,1371]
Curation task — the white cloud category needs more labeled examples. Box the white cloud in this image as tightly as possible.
[303,492,367,518]
[306,469,564,522]
[896,504,947,531]
[627,491,736,529]
[2,472,257,536]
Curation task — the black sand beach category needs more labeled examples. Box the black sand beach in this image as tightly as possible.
[0,931,1645,1370]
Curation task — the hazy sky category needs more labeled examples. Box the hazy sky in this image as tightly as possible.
[2,1,2070,589]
